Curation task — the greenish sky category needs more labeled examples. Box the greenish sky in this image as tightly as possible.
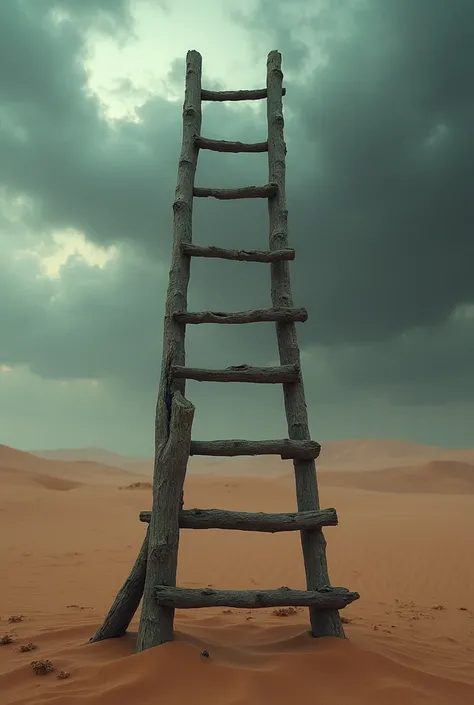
[1,0,473,454]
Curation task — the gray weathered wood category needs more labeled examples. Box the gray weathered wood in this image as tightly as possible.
[154,585,360,610]
[195,136,268,153]
[201,87,286,101]
[136,391,195,652]
[193,184,277,199]
[267,51,345,638]
[174,307,307,325]
[135,49,202,653]
[139,507,338,532]
[190,438,320,459]
[181,244,295,262]
[89,527,149,643]
[170,363,300,383]
[99,50,357,653]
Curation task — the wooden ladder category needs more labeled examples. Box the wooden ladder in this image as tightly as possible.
[90,50,359,653]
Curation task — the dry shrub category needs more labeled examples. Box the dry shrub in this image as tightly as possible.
[1,634,14,645]
[8,615,24,623]
[20,642,38,652]
[31,660,55,675]
[119,482,152,490]
[57,670,71,680]
[272,607,300,617]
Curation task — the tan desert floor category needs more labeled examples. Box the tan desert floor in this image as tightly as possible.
[1,443,474,704]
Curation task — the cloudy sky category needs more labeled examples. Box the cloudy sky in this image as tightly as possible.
[1,0,473,454]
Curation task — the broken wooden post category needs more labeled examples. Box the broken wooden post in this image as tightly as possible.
[136,391,195,651]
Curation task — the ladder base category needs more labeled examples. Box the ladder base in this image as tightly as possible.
[154,585,359,610]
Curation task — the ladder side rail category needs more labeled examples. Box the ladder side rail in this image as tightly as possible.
[266,50,345,639]
[136,50,203,652]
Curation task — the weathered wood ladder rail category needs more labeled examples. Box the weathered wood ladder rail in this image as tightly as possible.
[90,50,359,652]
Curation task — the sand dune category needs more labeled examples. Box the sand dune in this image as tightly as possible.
[31,438,474,476]
[318,438,474,471]
[0,464,82,491]
[1,442,474,704]
[32,447,150,472]
[321,459,474,494]
[0,444,135,486]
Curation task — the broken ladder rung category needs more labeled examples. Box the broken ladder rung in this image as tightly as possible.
[195,136,268,153]
[154,585,360,610]
[173,307,307,325]
[181,244,295,263]
[170,363,300,383]
[201,87,287,102]
[190,439,321,460]
[139,507,338,532]
[193,184,277,200]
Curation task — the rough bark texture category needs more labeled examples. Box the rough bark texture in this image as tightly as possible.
[139,507,338,532]
[89,527,149,643]
[190,438,321,459]
[201,87,286,101]
[174,307,308,325]
[181,244,295,262]
[136,392,195,651]
[170,363,300,383]
[135,49,203,653]
[266,50,346,638]
[193,185,277,199]
[195,136,268,153]
[154,585,360,610]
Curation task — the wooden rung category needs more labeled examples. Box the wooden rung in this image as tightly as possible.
[170,363,300,383]
[140,507,338,532]
[155,585,360,610]
[195,136,268,153]
[190,439,321,459]
[181,244,295,263]
[193,184,277,200]
[173,307,308,325]
[201,87,287,102]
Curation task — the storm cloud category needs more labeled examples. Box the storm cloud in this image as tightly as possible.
[1,0,473,452]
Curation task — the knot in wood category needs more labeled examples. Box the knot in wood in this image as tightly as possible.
[172,199,187,213]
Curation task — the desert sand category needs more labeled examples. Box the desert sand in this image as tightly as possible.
[1,440,474,704]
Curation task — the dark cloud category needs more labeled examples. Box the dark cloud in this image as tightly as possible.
[1,0,474,452]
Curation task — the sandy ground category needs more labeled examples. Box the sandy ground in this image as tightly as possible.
[1,441,474,704]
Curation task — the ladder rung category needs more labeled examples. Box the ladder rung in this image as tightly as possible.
[201,87,287,102]
[193,184,277,200]
[195,136,268,153]
[181,244,295,263]
[139,507,338,532]
[190,439,320,459]
[173,307,308,325]
[170,363,300,383]
[154,585,360,610]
